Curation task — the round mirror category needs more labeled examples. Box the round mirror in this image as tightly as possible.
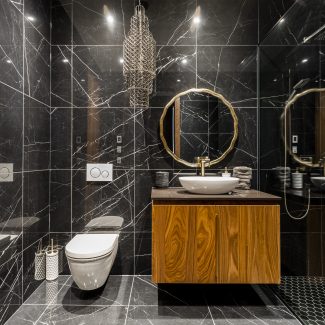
[160,88,238,167]
[282,87,325,167]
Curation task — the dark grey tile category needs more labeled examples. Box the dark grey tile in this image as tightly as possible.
[51,46,72,108]
[38,304,127,324]
[197,46,257,107]
[50,171,71,233]
[135,232,151,275]
[24,107,50,171]
[24,276,70,305]
[5,304,47,325]
[72,169,134,232]
[197,0,258,45]
[50,108,72,169]
[72,107,134,169]
[126,305,213,325]
[51,0,72,45]
[54,275,132,306]
[130,276,206,306]
[72,46,128,107]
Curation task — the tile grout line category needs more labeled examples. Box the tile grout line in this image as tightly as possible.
[32,276,72,324]
[124,276,135,325]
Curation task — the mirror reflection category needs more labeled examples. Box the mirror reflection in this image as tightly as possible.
[162,90,237,166]
[284,89,325,167]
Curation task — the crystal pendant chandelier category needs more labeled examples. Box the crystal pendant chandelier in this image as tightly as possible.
[123,5,156,108]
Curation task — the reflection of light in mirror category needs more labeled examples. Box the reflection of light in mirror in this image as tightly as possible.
[119,57,124,64]
[104,5,114,26]
[106,14,114,25]
[81,79,85,82]
[27,16,36,22]
[177,79,181,82]
[6,59,12,64]
[62,58,69,63]
[301,58,309,63]
[181,58,188,65]
[273,78,277,82]
[279,18,285,23]
[193,16,201,24]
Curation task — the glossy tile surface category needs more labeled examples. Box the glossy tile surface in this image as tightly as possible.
[6,275,301,325]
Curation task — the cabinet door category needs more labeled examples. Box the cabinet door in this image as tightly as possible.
[152,205,217,283]
[216,205,280,284]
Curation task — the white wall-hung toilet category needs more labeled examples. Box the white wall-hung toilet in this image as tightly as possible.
[65,216,123,290]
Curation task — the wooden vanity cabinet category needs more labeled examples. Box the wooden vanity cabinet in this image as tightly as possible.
[152,203,280,284]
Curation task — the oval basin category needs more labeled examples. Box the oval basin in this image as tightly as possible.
[311,177,325,191]
[179,176,239,195]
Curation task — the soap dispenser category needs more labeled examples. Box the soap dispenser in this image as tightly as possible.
[222,167,231,177]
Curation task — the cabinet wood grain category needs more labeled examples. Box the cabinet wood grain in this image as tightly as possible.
[152,204,280,284]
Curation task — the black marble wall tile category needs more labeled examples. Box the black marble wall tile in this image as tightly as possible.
[50,170,72,233]
[197,0,258,45]
[24,0,51,43]
[51,108,72,169]
[0,0,23,46]
[51,46,72,108]
[0,253,22,324]
[151,46,196,107]
[72,46,128,107]
[72,169,134,232]
[72,107,134,169]
[0,107,23,171]
[22,234,50,302]
[23,171,50,249]
[197,46,257,107]
[51,0,72,45]
[135,232,151,275]
[24,107,50,171]
[135,108,173,170]
[110,232,134,275]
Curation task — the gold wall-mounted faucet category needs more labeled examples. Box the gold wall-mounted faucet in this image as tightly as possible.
[195,156,210,176]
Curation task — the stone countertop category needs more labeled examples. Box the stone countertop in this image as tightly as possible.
[151,188,281,201]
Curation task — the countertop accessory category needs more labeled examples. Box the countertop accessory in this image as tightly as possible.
[155,171,169,188]
[34,239,46,281]
[292,169,303,189]
[222,167,231,177]
[123,5,156,108]
[233,166,252,190]
[46,239,58,281]
[272,167,291,188]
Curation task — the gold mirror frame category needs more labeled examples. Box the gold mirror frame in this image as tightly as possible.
[282,87,325,168]
[160,88,239,167]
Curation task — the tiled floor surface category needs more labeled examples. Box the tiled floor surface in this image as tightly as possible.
[6,275,302,324]
[273,276,325,325]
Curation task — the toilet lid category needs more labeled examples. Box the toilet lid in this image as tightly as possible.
[65,234,118,259]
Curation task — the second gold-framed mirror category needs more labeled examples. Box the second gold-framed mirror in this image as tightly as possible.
[160,88,239,167]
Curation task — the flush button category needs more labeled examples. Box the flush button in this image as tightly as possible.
[0,167,10,179]
[102,170,109,178]
[90,167,101,178]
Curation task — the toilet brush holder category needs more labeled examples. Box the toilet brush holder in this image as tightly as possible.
[34,250,46,280]
[46,240,59,281]
[54,245,64,274]
[46,279,59,305]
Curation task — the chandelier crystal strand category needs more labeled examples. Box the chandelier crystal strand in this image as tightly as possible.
[123,5,156,108]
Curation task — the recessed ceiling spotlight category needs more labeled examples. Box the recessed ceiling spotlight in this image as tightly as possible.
[6,59,12,64]
[279,18,285,23]
[27,16,35,22]
[106,14,114,25]
[301,58,309,63]
[181,58,188,65]
[119,57,124,64]
[193,16,201,24]
[81,79,85,82]
[273,78,277,82]
[62,58,69,63]
[177,79,181,82]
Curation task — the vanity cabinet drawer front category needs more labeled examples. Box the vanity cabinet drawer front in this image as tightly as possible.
[217,205,280,284]
[152,205,217,283]
[152,204,280,284]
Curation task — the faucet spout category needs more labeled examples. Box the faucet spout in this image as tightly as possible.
[195,156,210,176]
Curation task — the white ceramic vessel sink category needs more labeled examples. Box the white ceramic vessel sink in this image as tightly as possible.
[179,176,239,195]
[311,177,325,191]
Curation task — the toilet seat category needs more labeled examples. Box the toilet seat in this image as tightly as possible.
[65,234,119,259]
